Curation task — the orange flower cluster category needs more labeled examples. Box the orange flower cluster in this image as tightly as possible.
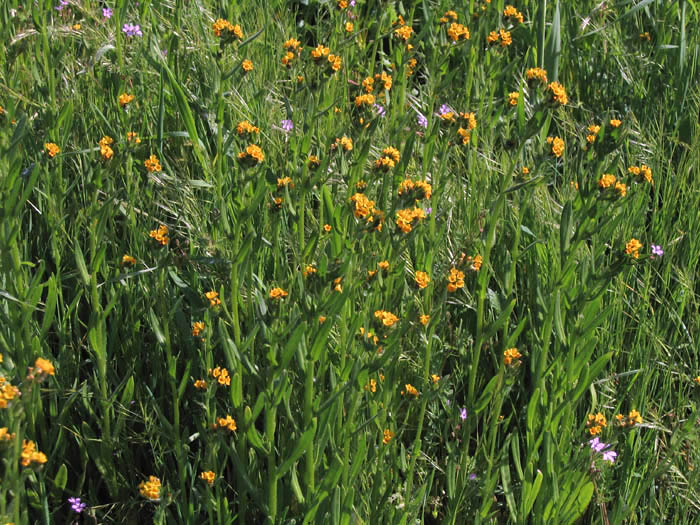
[547,82,568,105]
[0,427,16,443]
[212,19,243,39]
[149,224,169,245]
[209,366,231,386]
[398,179,432,200]
[237,144,264,165]
[354,93,376,108]
[447,23,470,42]
[616,410,643,427]
[144,154,162,172]
[586,413,607,435]
[598,174,627,197]
[44,142,60,158]
[628,164,653,184]
[332,136,353,152]
[374,146,400,170]
[586,124,600,143]
[200,471,216,485]
[504,348,522,366]
[192,321,205,337]
[546,136,565,158]
[487,29,512,47]
[503,5,524,24]
[311,45,330,61]
[194,379,208,390]
[205,291,221,307]
[0,377,20,409]
[236,120,260,136]
[462,254,483,272]
[395,207,426,233]
[439,10,458,24]
[27,357,55,382]
[281,38,302,67]
[526,67,548,85]
[269,287,288,300]
[625,238,643,258]
[402,383,419,396]
[310,45,341,72]
[119,93,134,107]
[361,72,392,92]
[99,135,114,160]
[374,310,399,327]
[383,429,394,444]
[598,174,616,189]
[21,440,47,468]
[394,25,413,41]
[213,415,237,432]
[138,476,162,500]
[307,155,321,169]
[447,268,465,292]
[415,271,430,289]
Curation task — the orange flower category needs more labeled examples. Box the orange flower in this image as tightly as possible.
[192,321,205,337]
[269,287,288,300]
[44,143,60,158]
[415,271,430,289]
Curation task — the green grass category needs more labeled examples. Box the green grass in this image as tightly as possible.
[2,0,700,523]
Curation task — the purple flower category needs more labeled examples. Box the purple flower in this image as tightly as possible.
[373,104,386,117]
[102,7,113,19]
[439,104,453,116]
[68,497,86,514]
[426,207,433,216]
[122,23,143,37]
[281,119,294,132]
[416,111,428,128]
[468,473,477,480]
[588,438,617,463]
[459,407,467,421]
[651,244,664,257]
[588,437,606,453]
[55,0,69,10]
[349,0,355,5]
[602,450,617,463]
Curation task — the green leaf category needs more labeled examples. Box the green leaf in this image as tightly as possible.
[276,418,317,480]
[280,322,306,371]
[524,469,543,516]
[232,372,243,408]
[74,243,90,286]
[53,463,68,490]
[162,64,209,175]
[148,308,166,344]
[474,375,499,413]
[560,201,572,262]
[527,388,540,436]
[553,290,567,346]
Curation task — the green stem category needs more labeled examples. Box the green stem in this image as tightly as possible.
[265,404,278,523]
[404,337,434,502]
[303,360,315,497]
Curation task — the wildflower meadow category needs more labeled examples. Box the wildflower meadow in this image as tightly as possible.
[2,0,700,522]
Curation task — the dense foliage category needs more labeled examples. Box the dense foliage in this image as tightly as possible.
[1,0,700,523]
